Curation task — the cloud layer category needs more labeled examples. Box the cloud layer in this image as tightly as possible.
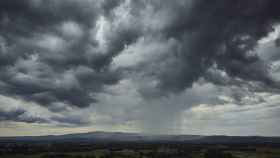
[0,0,280,135]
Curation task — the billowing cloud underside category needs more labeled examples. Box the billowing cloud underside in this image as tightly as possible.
[0,0,280,131]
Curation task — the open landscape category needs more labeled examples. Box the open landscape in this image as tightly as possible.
[0,132,280,158]
[1,0,280,158]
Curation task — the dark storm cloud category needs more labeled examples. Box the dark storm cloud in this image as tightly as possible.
[0,107,90,126]
[101,0,124,17]
[0,0,98,34]
[0,0,141,108]
[0,108,48,123]
[145,0,280,94]
[0,0,280,120]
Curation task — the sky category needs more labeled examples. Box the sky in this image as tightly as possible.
[0,0,280,136]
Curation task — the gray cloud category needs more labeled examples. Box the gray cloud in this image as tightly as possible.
[0,0,141,108]
[50,115,91,127]
[143,0,280,94]
[0,0,280,134]
[110,0,280,98]
[0,108,48,123]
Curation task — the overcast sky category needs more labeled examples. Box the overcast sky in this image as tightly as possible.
[0,0,280,136]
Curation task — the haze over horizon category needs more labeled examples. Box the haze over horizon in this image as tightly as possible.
[0,0,280,137]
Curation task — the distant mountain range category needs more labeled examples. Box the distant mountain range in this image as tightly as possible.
[1,131,280,144]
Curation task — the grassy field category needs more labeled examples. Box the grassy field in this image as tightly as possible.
[1,147,280,158]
